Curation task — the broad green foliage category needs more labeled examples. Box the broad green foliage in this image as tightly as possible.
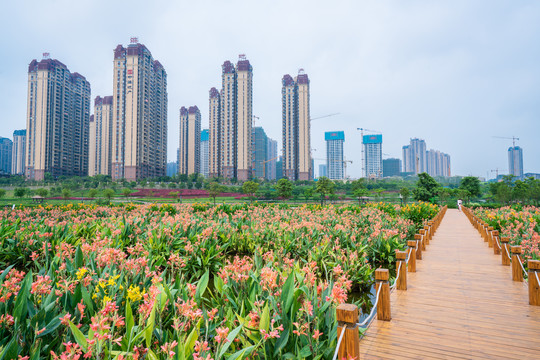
[474,206,540,261]
[0,203,438,359]
[413,173,439,202]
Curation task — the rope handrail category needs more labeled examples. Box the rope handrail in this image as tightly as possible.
[390,261,403,290]
[406,247,412,264]
[504,243,512,261]
[332,324,347,360]
[357,279,383,327]
[536,272,540,287]
[517,256,528,277]
[495,237,502,250]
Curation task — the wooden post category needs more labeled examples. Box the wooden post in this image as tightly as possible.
[482,224,488,242]
[419,230,426,250]
[424,225,430,245]
[396,251,407,290]
[511,246,523,282]
[428,221,434,242]
[501,237,510,266]
[407,241,416,273]
[493,231,500,255]
[336,304,360,359]
[375,269,391,321]
[529,260,540,306]
[487,227,494,248]
[414,234,422,260]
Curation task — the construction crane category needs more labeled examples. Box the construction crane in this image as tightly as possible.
[357,127,382,178]
[259,156,279,179]
[310,113,339,121]
[493,136,519,148]
[490,168,505,181]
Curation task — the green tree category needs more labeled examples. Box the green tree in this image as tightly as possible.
[459,176,481,200]
[315,177,335,205]
[413,173,439,202]
[0,189,6,199]
[242,181,259,202]
[207,182,224,205]
[304,187,314,202]
[36,188,49,198]
[526,177,540,205]
[103,188,115,202]
[275,178,293,200]
[354,188,370,205]
[399,187,410,205]
[512,180,529,203]
[61,188,71,203]
[122,188,132,198]
[88,188,98,199]
[14,187,26,199]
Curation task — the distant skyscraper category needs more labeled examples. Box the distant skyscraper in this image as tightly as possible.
[166,162,178,177]
[363,134,382,178]
[319,164,327,178]
[210,55,253,180]
[0,138,13,175]
[208,88,221,178]
[111,39,167,181]
[178,106,201,175]
[11,130,26,175]
[325,131,345,180]
[382,158,401,177]
[276,156,283,180]
[402,138,427,174]
[426,149,451,177]
[266,138,277,180]
[89,96,113,176]
[282,70,311,181]
[200,129,209,178]
[252,127,268,179]
[26,56,90,180]
[508,146,523,179]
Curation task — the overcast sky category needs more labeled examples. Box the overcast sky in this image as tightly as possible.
[1,0,539,179]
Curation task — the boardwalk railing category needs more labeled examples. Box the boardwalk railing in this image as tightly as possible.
[334,205,448,359]
[462,206,540,307]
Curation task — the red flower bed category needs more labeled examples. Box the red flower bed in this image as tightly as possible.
[129,188,247,199]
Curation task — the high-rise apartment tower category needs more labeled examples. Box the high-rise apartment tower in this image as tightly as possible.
[508,146,523,179]
[111,39,167,181]
[0,138,12,175]
[178,106,201,175]
[209,55,253,180]
[200,129,209,178]
[11,130,26,175]
[26,56,90,180]
[282,70,311,181]
[89,96,113,176]
[325,131,345,180]
[363,134,382,178]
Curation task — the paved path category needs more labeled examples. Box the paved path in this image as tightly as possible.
[360,209,540,359]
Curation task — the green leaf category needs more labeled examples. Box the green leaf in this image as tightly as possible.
[145,303,156,348]
[281,273,295,314]
[184,318,201,356]
[218,324,243,358]
[13,270,32,323]
[68,320,88,352]
[0,265,14,285]
[299,345,312,357]
[126,301,134,342]
[81,287,94,314]
[259,303,270,333]
[37,316,61,337]
[195,270,209,303]
[273,328,289,356]
[226,345,254,360]
[0,337,18,360]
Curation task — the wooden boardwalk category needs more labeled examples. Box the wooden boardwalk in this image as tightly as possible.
[360,209,540,359]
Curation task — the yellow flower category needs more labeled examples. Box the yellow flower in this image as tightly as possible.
[127,285,144,302]
[76,267,88,280]
[103,295,112,303]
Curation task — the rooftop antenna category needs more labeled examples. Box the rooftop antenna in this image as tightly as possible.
[42,52,50,59]
[130,37,139,44]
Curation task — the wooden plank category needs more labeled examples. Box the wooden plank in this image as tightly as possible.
[360,209,540,359]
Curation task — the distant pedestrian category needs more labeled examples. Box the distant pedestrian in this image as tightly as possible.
[457,199,462,212]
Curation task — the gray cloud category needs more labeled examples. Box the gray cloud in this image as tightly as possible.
[1,0,539,179]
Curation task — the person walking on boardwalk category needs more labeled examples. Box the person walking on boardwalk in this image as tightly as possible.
[457,199,462,212]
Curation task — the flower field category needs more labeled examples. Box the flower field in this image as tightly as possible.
[0,202,438,359]
[473,206,540,261]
